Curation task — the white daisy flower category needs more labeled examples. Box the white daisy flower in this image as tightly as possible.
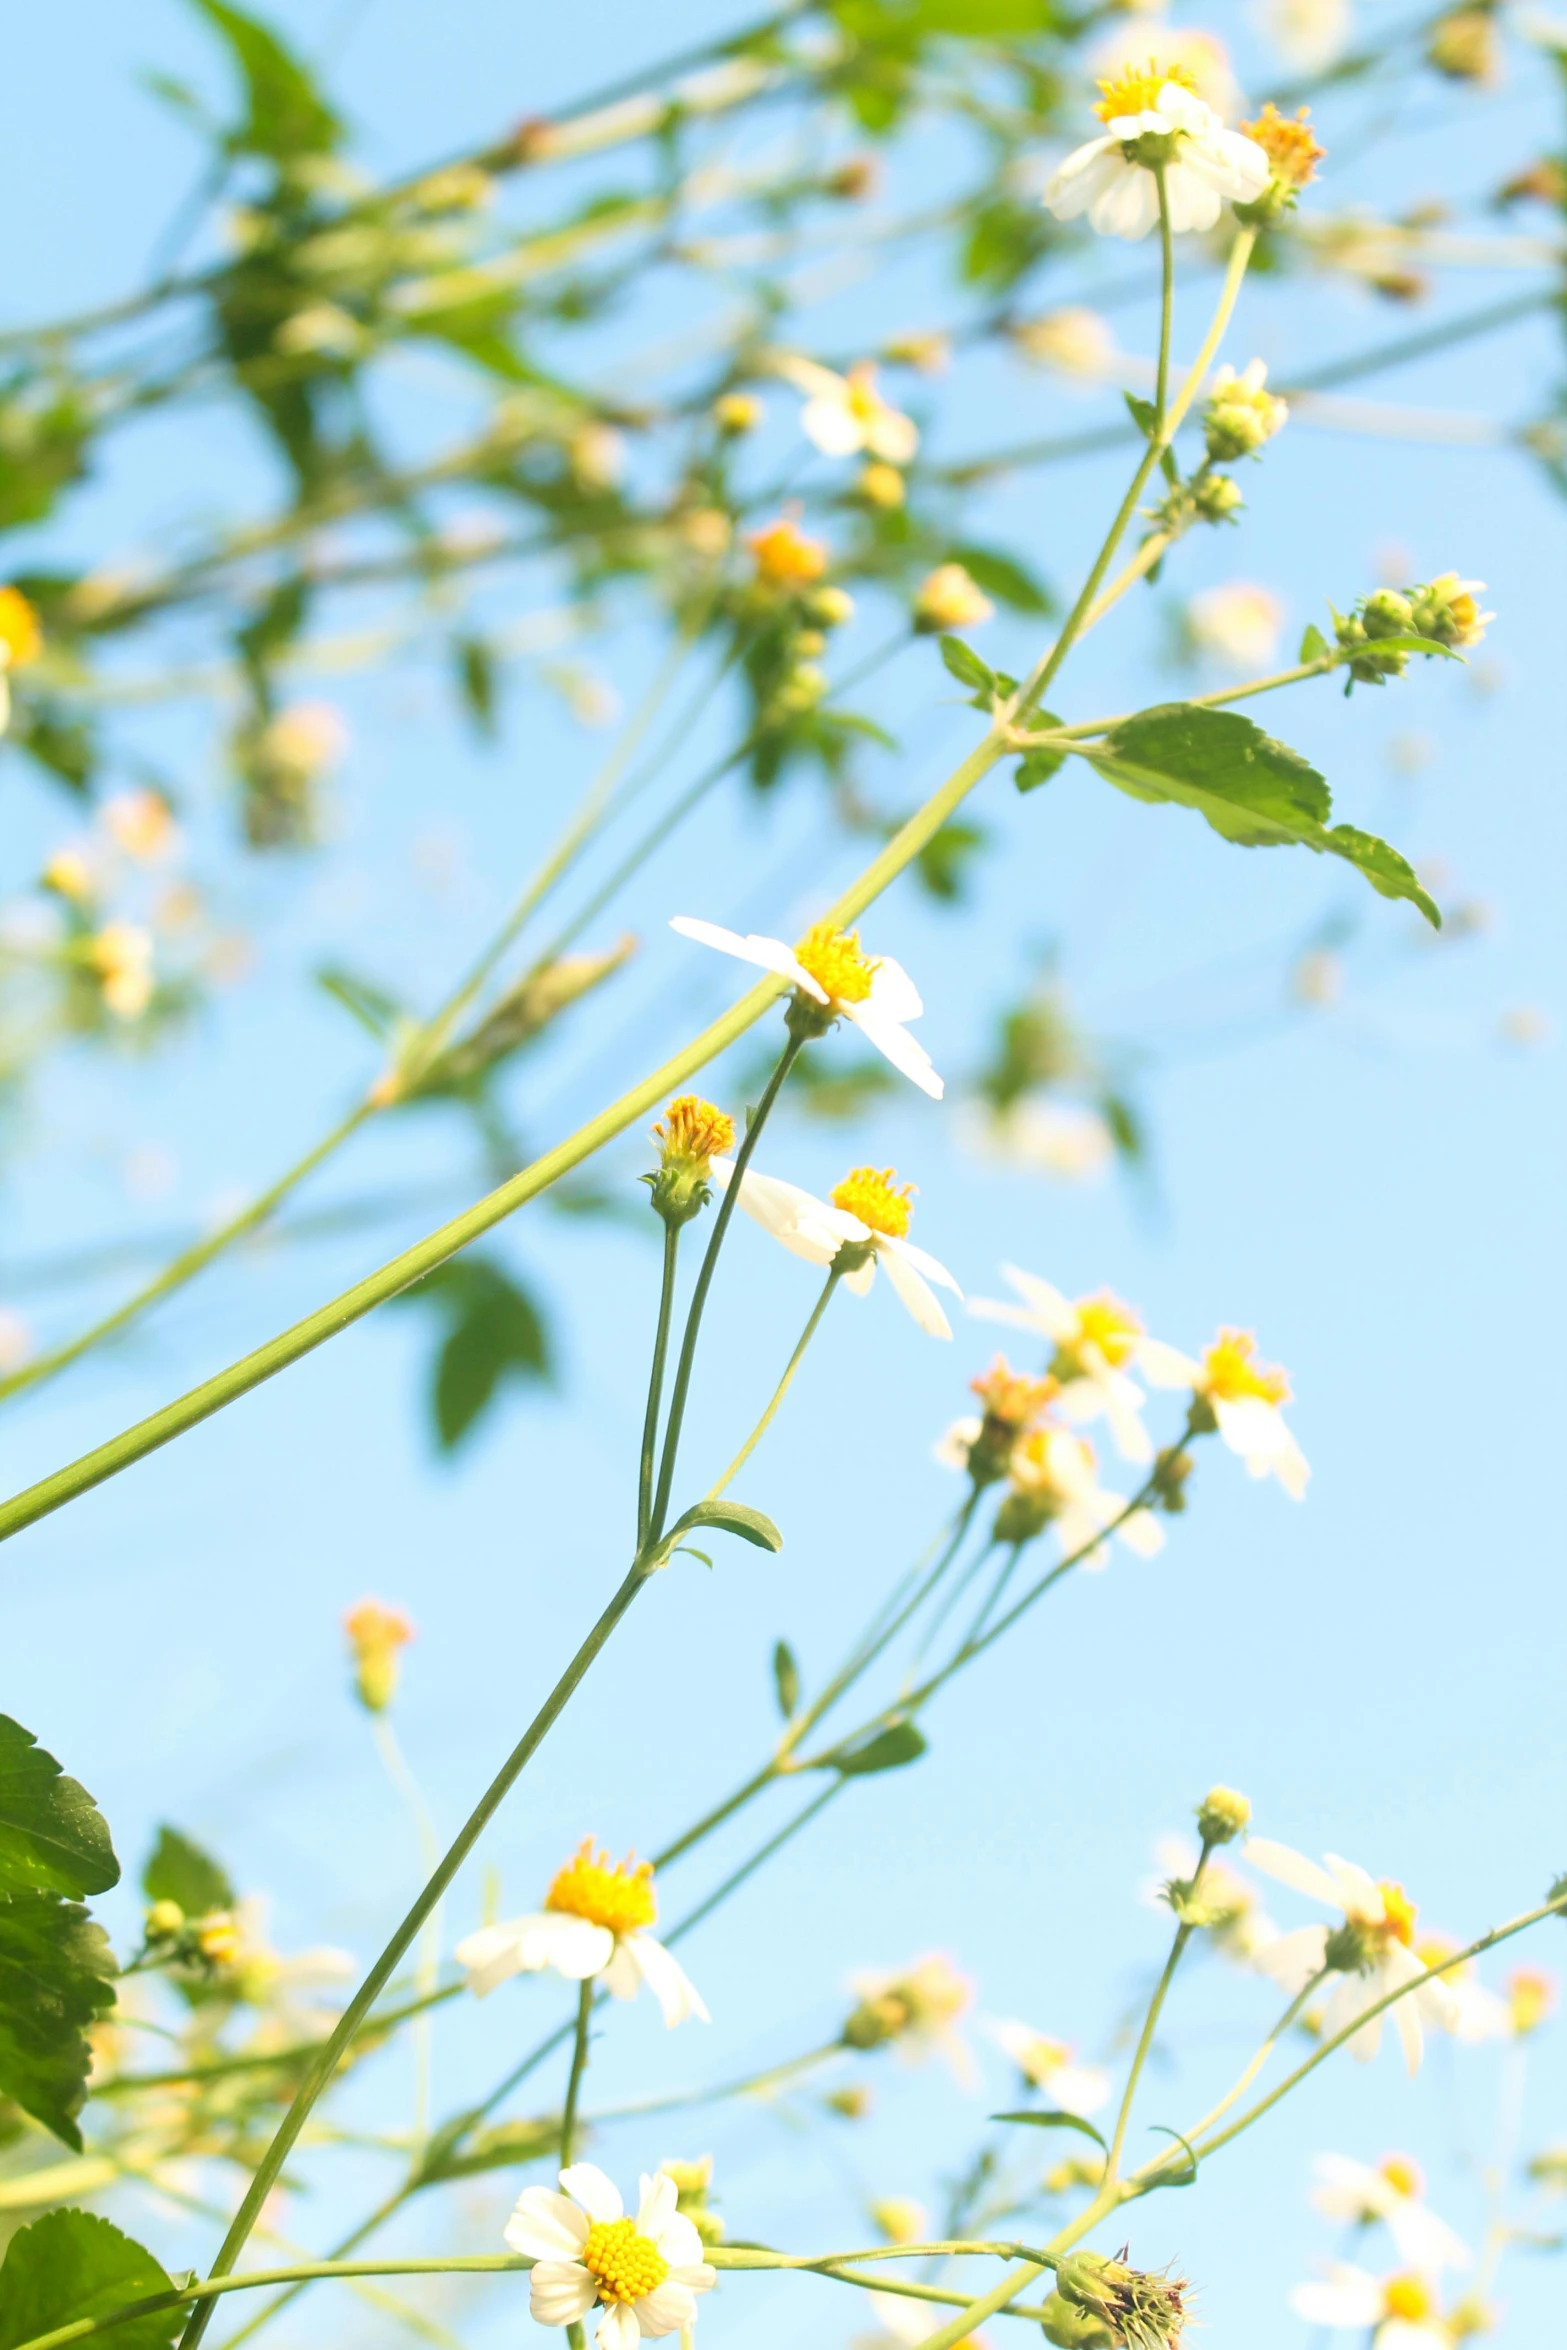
[1312,2152,1470,2274]
[712,1157,959,1339]
[990,2020,1110,2116]
[454,1840,707,2029]
[1045,65,1269,243]
[969,1266,1193,1463]
[1411,1935,1510,2043]
[847,1954,975,2082]
[1291,2263,1453,2349]
[670,915,942,1099]
[777,356,919,464]
[1245,1842,1457,2072]
[1193,1327,1309,1498]
[506,2162,717,2350]
[1000,1423,1165,1566]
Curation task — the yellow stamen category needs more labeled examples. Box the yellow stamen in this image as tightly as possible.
[581,2217,670,2304]
[1240,101,1324,190]
[1377,1880,1417,1946]
[545,1838,656,1935]
[653,1094,735,1167]
[0,586,42,669]
[845,362,886,423]
[1379,2153,1423,2200]
[1383,2276,1435,2324]
[794,920,880,1005]
[1094,59,1198,123]
[1200,1327,1291,1407]
[196,1913,242,1965]
[830,1166,913,1239]
[1073,1292,1143,1367]
[970,1356,1058,1430]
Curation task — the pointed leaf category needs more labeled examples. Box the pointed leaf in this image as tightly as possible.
[990,2108,1109,2154]
[669,1501,783,1553]
[1298,623,1329,662]
[1146,2125,1199,2186]
[0,1895,118,2148]
[189,0,341,159]
[0,1721,118,1900]
[0,2211,182,2350]
[772,1640,800,1720]
[828,1720,927,1776]
[1014,716,1066,794]
[937,635,995,693]
[142,1827,232,1919]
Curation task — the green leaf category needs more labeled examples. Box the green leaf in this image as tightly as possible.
[0,1895,117,2148]
[413,2114,560,2186]
[0,1721,118,1901]
[1084,703,1440,927]
[454,636,498,738]
[772,1639,800,1720]
[1146,2125,1199,2186]
[667,1501,783,1554]
[1014,715,1066,794]
[916,819,986,902]
[945,544,1053,616]
[937,634,994,693]
[142,1827,233,1919]
[0,2211,183,2350]
[990,2108,1109,2154]
[189,0,341,159]
[315,965,404,1040]
[1298,622,1329,662]
[392,1256,552,1451]
[828,1720,927,1776]
[1122,390,1158,442]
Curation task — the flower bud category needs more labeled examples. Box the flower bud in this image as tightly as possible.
[1191,472,1244,523]
[1203,361,1287,463]
[914,563,995,634]
[1151,1448,1194,1513]
[646,1095,736,1228]
[1196,1785,1251,1846]
[1426,8,1500,81]
[962,1357,1059,1487]
[1040,2292,1116,2349]
[826,2083,872,2119]
[145,1898,186,1941]
[804,586,856,630]
[0,586,43,673]
[661,2155,725,2245]
[196,1911,243,1967]
[714,391,762,435]
[795,628,827,658]
[859,461,906,508]
[344,1597,416,1713]
[1050,2252,1188,2350]
[870,2196,927,2245]
[1406,572,1491,648]
[748,513,829,591]
[1237,103,1324,215]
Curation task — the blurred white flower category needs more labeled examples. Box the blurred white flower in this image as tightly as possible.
[990,2020,1110,2115]
[1013,308,1117,379]
[778,357,918,464]
[1246,1843,1457,2071]
[1291,2263,1452,2348]
[1147,1834,1278,1961]
[1194,1328,1308,1498]
[1312,2153,1470,2273]
[963,1098,1116,1183]
[849,1955,975,2082]
[89,922,155,1020]
[1004,1423,1165,1566]
[970,1266,1193,1463]
[1262,0,1353,70]
[101,788,180,864]
[1186,582,1284,671]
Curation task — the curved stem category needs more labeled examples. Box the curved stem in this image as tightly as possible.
[638,1224,682,1549]
[702,1267,840,1506]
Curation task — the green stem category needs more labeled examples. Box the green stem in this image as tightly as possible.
[175,1562,652,2350]
[90,1985,462,2097]
[1153,166,1174,438]
[559,1980,594,2169]
[591,2037,842,2125]
[703,1268,840,1505]
[638,1223,682,1549]
[1105,1839,1211,2176]
[647,1033,802,1543]
[371,1717,443,2139]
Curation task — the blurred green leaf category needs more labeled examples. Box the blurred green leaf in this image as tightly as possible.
[937,635,994,693]
[0,1895,117,2148]
[315,965,405,1039]
[393,1255,552,1450]
[1014,716,1066,794]
[946,544,1053,615]
[142,1827,233,1919]
[772,1639,800,1719]
[1298,622,1330,661]
[990,2108,1108,2153]
[1146,2124,1199,2186]
[190,0,341,159]
[827,1720,927,1776]
[667,1501,783,1554]
[916,818,986,902]
[0,1721,118,1902]
[0,2211,181,2350]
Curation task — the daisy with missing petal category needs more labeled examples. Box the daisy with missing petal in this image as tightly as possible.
[1193,1327,1309,1498]
[713,1158,959,1338]
[970,1266,1193,1462]
[454,1839,707,2029]
[1291,2264,1452,2349]
[670,916,942,1099]
[506,2163,716,2350]
[991,2020,1110,2116]
[1044,64,1269,243]
[777,356,919,464]
[1312,2153,1470,2274]
[1245,1841,1457,2072]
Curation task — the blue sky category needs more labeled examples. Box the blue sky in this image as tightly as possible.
[2,3,1565,2345]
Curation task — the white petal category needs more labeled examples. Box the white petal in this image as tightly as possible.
[867,410,919,464]
[1135,1337,1200,1389]
[1250,1922,1330,1994]
[1043,137,1122,220]
[1389,2199,1471,2273]
[600,1939,643,2002]
[1381,2327,1453,2350]
[1050,2062,1110,2116]
[886,1234,961,1294]
[878,1243,953,1338]
[710,1159,840,1265]
[1322,1973,1382,2061]
[842,1253,878,1297]
[529,2263,597,2326]
[847,1002,943,1098]
[1290,2268,1384,2328]
[454,1918,533,1998]
[1155,84,1217,134]
[1091,166,1161,241]
[667,2264,716,2299]
[1244,1840,1344,1910]
[1160,163,1222,235]
[560,2163,623,2223]
[1002,1265,1075,1335]
[634,2171,679,2237]
[1323,1855,1384,1920]
[1117,1507,1165,1558]
[668,917,821,1000]
[1311,2153,1386,2218]
[801,394,865,457]
[646,2211,705,2270]
[533,1912,617,1980]
[632,2282,698,2339]
[623,1933,710,2027]
[596,2300,641,2350]
[866,955,924,1021]
[506,2190,592,2262]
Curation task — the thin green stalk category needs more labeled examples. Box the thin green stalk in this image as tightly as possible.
[1104,1839,1212,2176]
[1048,651,1341,744]
[1150,1969,1328,2160]
[90,1985,462,2097]
[647,1034,802,1543]
[371,1717,443,2138]
[638,1223,682,1549]
[175,1562,652,2350]
[1153,166,1174,437]
[559,1980,595,2168]
[591,2037,842,2126]
[664,1779,842,1949]
[703,1267,840,1506]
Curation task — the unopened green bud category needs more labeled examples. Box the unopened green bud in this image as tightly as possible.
[842,1990,910,2050]
[1151,1448,1195,1512]
[1203,362,1288,463]
[795,628,827,658]
[1363,588,1415,639]
[1192,472,1244,522]
[1040,2292,1115,2349]
[145,1898,186,1941]
[1196,1786,1251,1846]
[805,585,856,630]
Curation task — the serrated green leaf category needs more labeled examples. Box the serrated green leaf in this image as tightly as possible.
[990,2108,1109,2154]
[668,1500,783,1553]
[937,634,994,693]
[142,1828,232,1919]
[1298,622,1330,662]
[827,1720,927,1776]
[0,1896,117,2148]
[0,2211,182,2350]
[772,1639,800,1720]
[1084,703,1439,927]
[0,1721,118,1901]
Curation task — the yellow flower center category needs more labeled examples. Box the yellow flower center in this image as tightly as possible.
[971,1356,1059,1430]
[1094,59,1198,123]
[1073,1292,1143,1367]
[581,2217,670,2304]
[1508,1966,1554,2034]
[1383,2275,1435,2324]
[544,1839,656,1935]
[0,586,43,669]
[830,1166,913,1239]
[748,515,828,588]
[653,1094,735,1168]
[1379,2153,1423,2199]
[1376,1880,1417,1947]
[1240,102,1325,190]
[794,921,880,1005]
[1200,1328,1290,1406]
[845,363,885,423]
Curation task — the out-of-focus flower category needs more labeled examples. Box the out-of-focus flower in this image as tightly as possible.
[0,585,42,733]
[1186,582,1284,670]
[1046,69,1268,241]
[1091,22,1242,117]
[505,2164,716,2350]
[965,1097,1116,1182]
[778,357,918,464]
[1263,0,1352,73]
[990,2020,1110,2114]
[998,1423,1165,1562]
[677,506,732,559]
[1412,1935,1510,2043]
[1499,1005,1551,1048]
[844,1954,975,2080]
[1247,1842,1457,2070]
[1293,947,1344,1008]
[275,302,366,358]
[89,922,155,1020]
[343,1598,415,1714]
[1427,7,1502,81]
[1506,1965,1556,2035]
[1242,100,1326,196]
[42,847,100,904]
[747,513,830,591]
[101,788,180,865]
[869,2196,928,2245]
[660,2155,724,2248]
[859,461,907,508]
[1012,307,1117,379]
[0,1308,32,1373]
[670,917,942,1098]
[454,1840,708,2028]
[1193,1327,1308,1498]
[1149,1834,1278,1961]
[1292,2264,1454,2348]
[1312,2153,1471,2271]
[855,2291,990,2350]
[969,1266,1193,1463]
[713,1158,960,1339]
[261,702,349,780]
[937,1355,1059,1484]
[884,331,950,374]
[713,391,762,434]
[914,564,995,634]
[570,423,628,488]
[1203,361,1288,462]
